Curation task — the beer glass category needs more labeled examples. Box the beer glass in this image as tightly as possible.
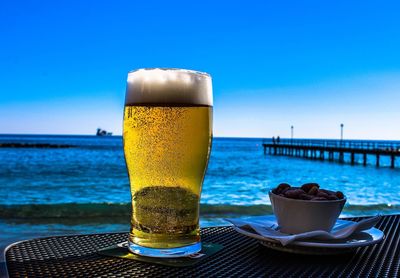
[123,68,213,257]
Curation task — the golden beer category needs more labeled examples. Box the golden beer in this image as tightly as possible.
[123,69,212,257]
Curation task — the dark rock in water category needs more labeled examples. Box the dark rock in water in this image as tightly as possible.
[96,128,112,136]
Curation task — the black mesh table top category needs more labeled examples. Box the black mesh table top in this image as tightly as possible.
[5,214,400,278]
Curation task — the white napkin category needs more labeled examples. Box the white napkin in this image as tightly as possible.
[225,215,381,246]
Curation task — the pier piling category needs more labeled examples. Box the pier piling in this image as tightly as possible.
[339,152,344,163]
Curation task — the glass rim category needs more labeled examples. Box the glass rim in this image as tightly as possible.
[127,68,211,78]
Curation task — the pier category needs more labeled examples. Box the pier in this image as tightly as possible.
[263,139,400,168]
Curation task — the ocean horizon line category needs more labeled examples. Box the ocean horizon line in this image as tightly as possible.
[1,133,400,142]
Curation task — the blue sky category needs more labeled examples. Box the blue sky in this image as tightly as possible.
[1,0,400,139]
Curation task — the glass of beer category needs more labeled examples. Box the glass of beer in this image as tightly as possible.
[123,68,213,257]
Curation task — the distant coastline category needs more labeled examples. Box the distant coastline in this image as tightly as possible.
[0,143,74,148]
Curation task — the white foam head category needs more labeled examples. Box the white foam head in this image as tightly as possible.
[125,68,212,106]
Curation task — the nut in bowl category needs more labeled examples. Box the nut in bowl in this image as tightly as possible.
[269,183,346,234]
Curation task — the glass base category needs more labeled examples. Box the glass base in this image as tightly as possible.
[128,240,201,258]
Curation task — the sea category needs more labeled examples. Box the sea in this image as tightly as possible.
[1,135,400,250]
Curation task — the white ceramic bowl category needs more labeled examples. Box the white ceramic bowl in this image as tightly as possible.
[269,191,346,234]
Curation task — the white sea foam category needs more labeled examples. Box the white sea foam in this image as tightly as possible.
[125,68,212,106]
